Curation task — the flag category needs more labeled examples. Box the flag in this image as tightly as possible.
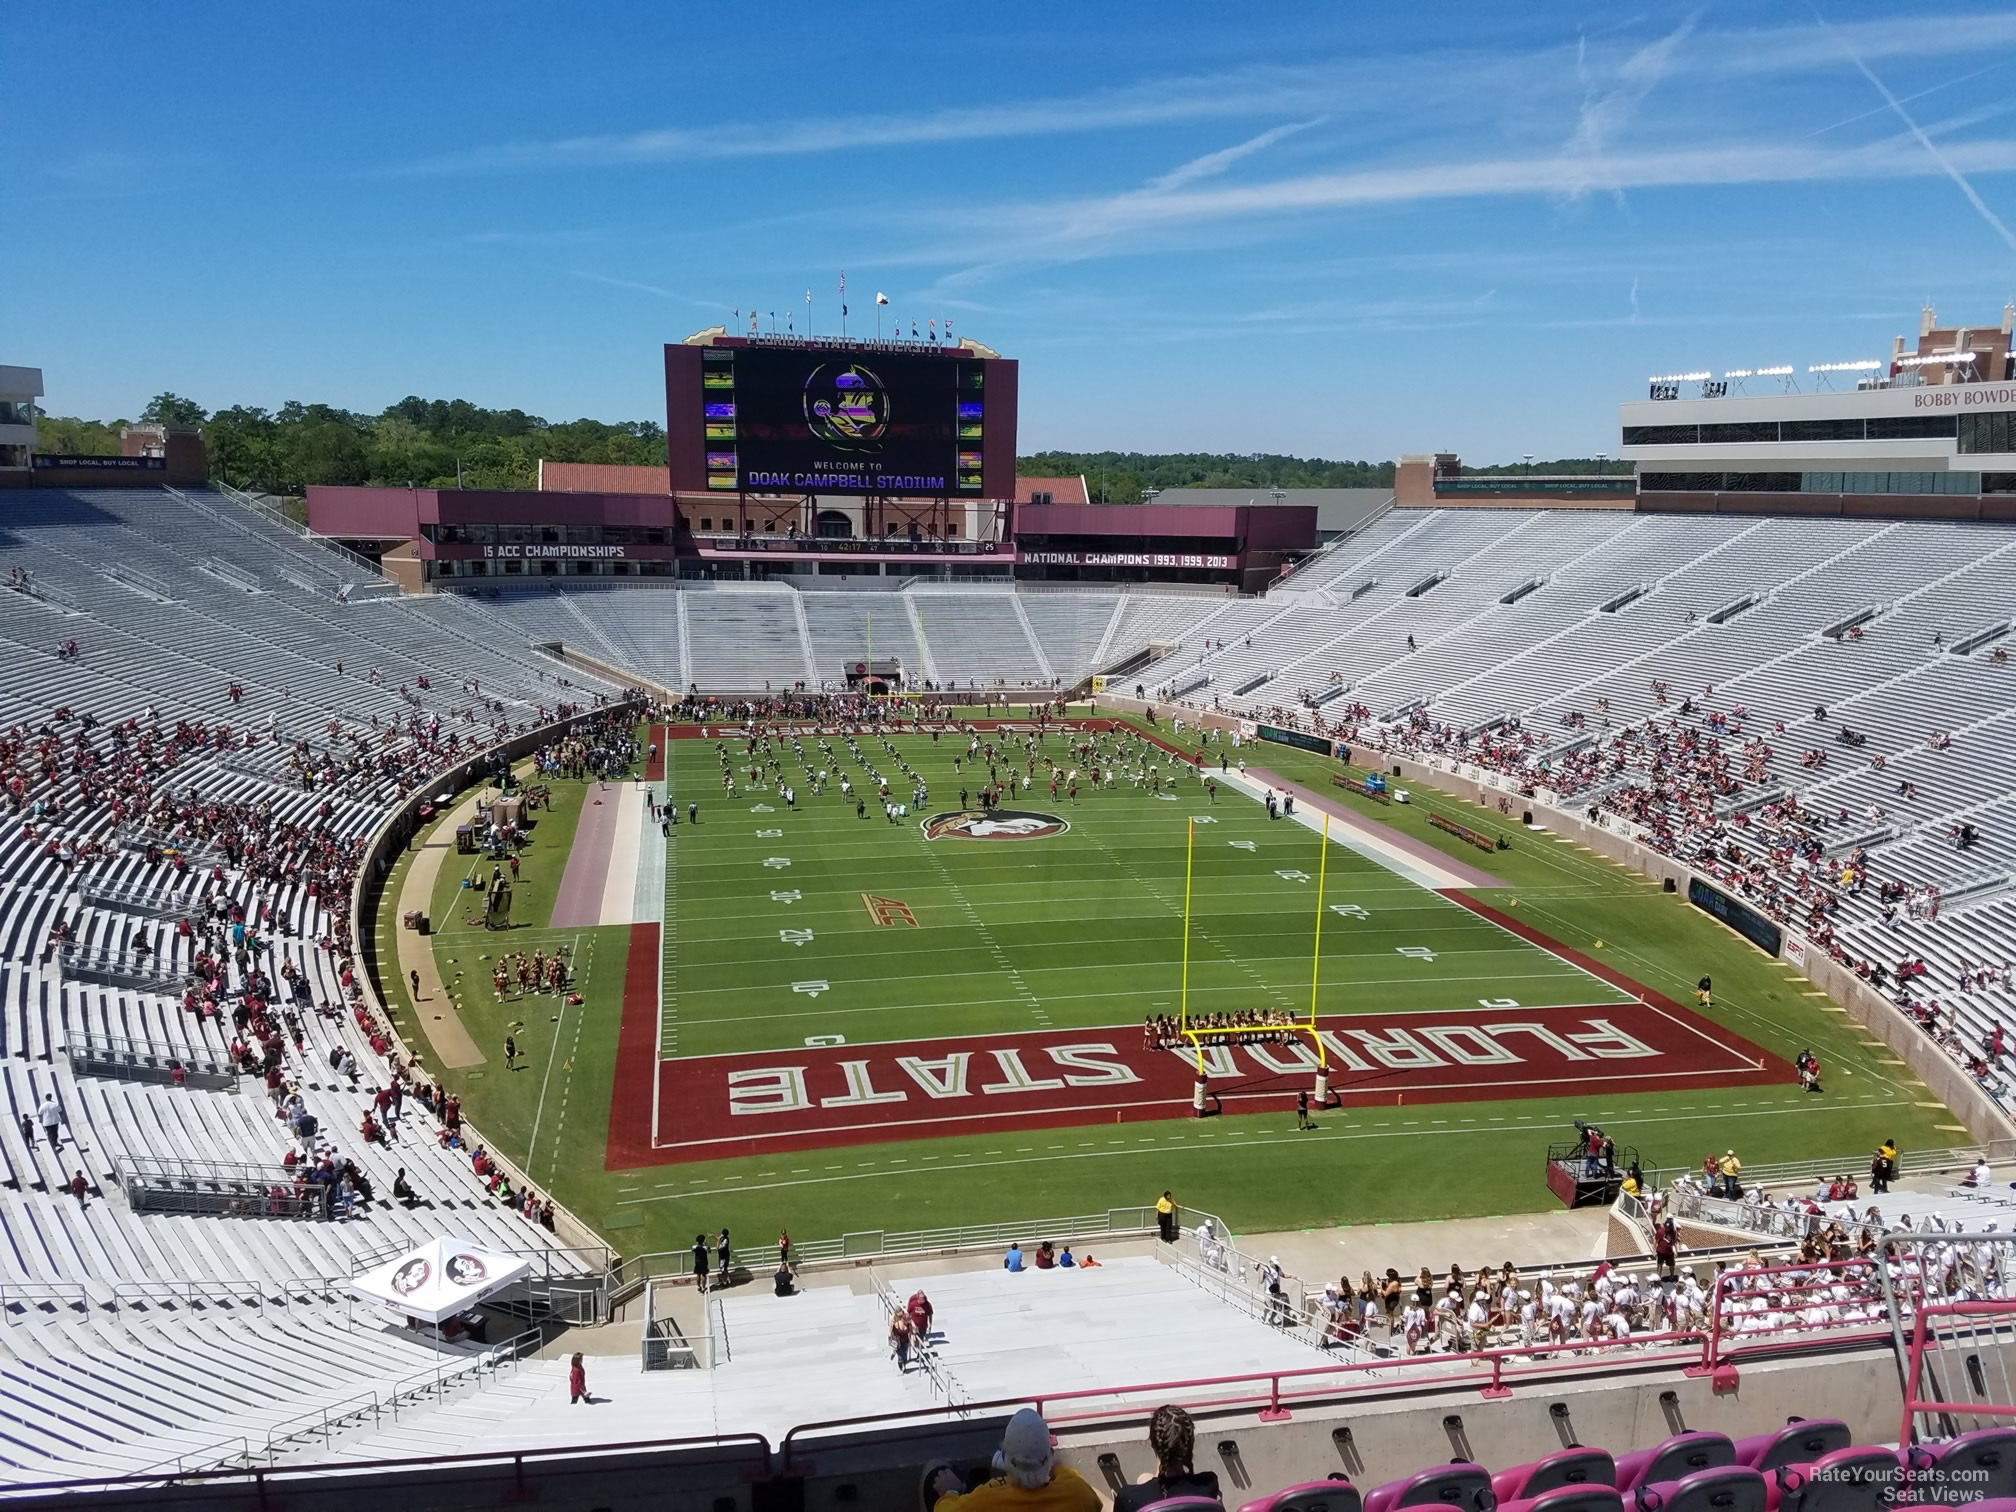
[839,270,846,296]
[946,319,953,342]
[910,320,917,338]
[928,319,936,341]
[875,291,889,305]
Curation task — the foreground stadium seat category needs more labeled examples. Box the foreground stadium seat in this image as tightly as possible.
[1766,1445,1899,1512]
[1140,1499,1230,1511]
[1238,1478,1363,1512]
[1498,1486,1626,1512]
[1617,1435,1737,1492]
[1903,1430,2016,1503]
[1739,1422,1852,1473]
[1634,1467,1768,1512]
[1495,1448,1620,1502]
[1365,1461,1493,1512]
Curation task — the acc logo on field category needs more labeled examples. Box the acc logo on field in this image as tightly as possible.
[921,809,1070,841]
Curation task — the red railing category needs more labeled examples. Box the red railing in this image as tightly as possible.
[11,1261,1971,1498]
[1900,1298,2016,1448]
[779,1330,1716,1465]
[1706,1257,1910,1368]
[0,1432,773,1501]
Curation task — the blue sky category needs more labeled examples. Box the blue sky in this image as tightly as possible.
[10,2,2016,462]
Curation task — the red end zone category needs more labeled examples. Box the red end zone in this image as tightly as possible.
[611,996,1788,1172]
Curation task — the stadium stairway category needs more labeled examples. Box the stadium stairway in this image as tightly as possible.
[308,1255,1338,1463]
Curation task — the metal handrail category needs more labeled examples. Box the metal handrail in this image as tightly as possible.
[614,1204,1185,1289]
[866,1266,966,1412]
[198,482,391,582]
[259,1322,543,1464]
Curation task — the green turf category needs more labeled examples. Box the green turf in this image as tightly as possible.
[403,717,1955,1263]
[662,730,1632,1059]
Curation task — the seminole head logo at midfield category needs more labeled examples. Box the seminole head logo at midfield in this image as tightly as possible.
[803,362,890,451]
[922,809,1069,841]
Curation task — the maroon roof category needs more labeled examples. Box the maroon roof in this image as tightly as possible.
[1015,474,1088,504]
[539,461,670,493]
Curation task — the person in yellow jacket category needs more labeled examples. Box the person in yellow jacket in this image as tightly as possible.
[925,1409,1099,1511]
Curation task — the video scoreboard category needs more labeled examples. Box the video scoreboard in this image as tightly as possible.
[667,339,1014,498]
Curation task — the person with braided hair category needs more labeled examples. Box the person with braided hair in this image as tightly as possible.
[1113,1404,1221,1511]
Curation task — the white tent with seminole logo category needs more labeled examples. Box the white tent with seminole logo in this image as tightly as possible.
[351,1235,533,1326]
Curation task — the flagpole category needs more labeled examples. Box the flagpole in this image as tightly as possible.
[867,611,873,703]
[1309,811,1330,1069]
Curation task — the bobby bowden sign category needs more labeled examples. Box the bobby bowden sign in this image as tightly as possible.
[643,1002,1785,1162]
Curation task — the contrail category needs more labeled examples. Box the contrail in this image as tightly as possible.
[1810,3,2016,254]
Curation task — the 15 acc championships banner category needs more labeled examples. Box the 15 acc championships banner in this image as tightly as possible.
[700,346,985,496]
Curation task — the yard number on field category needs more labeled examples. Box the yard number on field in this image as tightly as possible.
[1478,997,1521,1009]
[1191,815,1217,824]
[792,980,831,997]
[1397,945,1438,961]
[751,803,775,813]
[757,828,784,838]
[1229,840,1257,852]
[1329,903,1370,919]
[770,890,802,905]
[763,857,793,869]
[806,1034,846,1047]
[1276,869,1312,883]
[780,929,815,947]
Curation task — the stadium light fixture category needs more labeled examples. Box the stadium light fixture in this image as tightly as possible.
[1647,371,1712,383]
[1893,349,1977,368]
[1807,360,1883,373]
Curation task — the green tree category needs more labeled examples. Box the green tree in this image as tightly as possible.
[205,405,281,490]
[282,417,369,489]
[140,392,208,428]
[32,411,124,455]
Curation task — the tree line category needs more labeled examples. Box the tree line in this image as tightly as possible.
[36,392,668,494]
[33,395,1629,499]
[1017,450,1630,504]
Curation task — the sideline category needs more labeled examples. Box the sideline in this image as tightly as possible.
[391,771,534,1069]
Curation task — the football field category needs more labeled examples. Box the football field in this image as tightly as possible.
[620,718,1793,1166]
[404,713,1957,1254]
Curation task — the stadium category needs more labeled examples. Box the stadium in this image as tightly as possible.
[6,294,2016,1510]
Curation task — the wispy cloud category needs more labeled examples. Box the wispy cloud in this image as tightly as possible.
[464,228,613,247]
[1145,118,1327,193]
[390,67,1325,176]
[1560,13,1697,205]
[569,270,717,309]
[912,134,2016,277]
[383,12,2016,179]
[1810,4,2016,254]
[1804,60,2010,137]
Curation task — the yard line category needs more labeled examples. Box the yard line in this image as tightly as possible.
[623,1095,1911,1203]
[672,977,1623,1031]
